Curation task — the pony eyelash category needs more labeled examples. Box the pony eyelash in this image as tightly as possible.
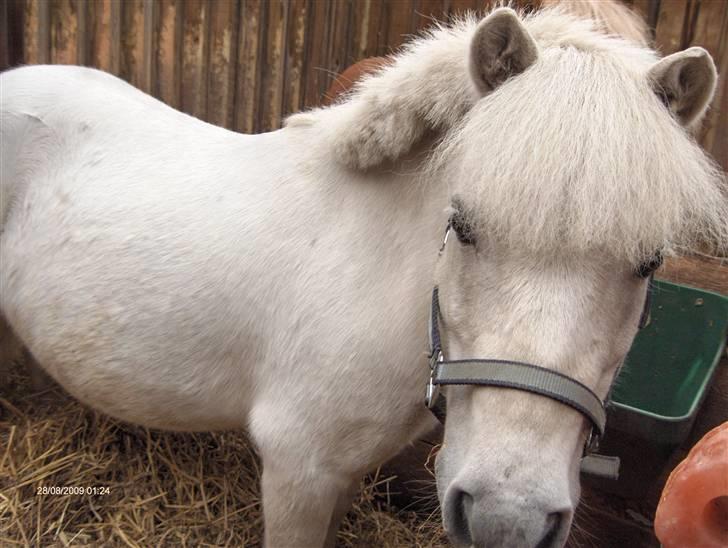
[635,252,663,278]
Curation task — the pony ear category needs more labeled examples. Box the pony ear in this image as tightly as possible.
[648,47,717,127]
[469,8,539,95]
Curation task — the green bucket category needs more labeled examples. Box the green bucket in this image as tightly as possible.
[589,279,728,498]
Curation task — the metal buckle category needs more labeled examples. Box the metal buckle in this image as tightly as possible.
[438,225,451,256]
[580,429,619,479]
[429,349,443,370]
[584,428,600,455]
[425,374,439,409]
[425,350,443,408]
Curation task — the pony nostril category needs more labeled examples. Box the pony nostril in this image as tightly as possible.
[536,512,565,548]
[444,487,474,545]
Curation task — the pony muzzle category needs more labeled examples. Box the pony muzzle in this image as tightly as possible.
[442,481,574,548]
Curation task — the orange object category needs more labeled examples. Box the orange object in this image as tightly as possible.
[655,422,728,548]
[324,57,391,105]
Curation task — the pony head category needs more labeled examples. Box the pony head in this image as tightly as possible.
[436,10,724,546]
[434,10,723,546]
[289,5,725,547]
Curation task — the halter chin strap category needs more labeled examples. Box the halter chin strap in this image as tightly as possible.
[426,285,620,480]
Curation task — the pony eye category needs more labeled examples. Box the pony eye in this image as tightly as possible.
[450,213,476,245]
[636,252,663,278]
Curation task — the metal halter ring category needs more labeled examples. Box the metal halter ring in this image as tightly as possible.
[438,224,451,256]
[425,350,444,408]
[584,428,600,454]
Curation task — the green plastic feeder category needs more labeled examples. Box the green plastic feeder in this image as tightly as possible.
[589,279,728,498]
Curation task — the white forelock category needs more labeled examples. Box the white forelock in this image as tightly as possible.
[286,6,727,263]
[430,40,727,264]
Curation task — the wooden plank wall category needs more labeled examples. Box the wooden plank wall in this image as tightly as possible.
[1,0,727,170]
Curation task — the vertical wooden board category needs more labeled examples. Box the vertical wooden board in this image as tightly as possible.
[234,0,263,133]
[1,1,27,70]
[302,0,330,108]
[519,0,541,12]
[50,0,78,65]
[110,0,121,74]
[5,0,26,68]
[681,0,701,46]
[699,1,727,171]
[120,0,146,89]
[259,0,287,131]
[327,0,352,83]
[283,0,308,116]
[686,0,726,149]
[92,0,122,73]
[374,0,391,56]
[364,0,386,58]
[653,0,690,54]
[23,0,38,64]
[711,48,728,172]
[385,0,414,52]
[181,0,209,119]
[89,0,111,71]
[0,1,8,70]
[142,0,155,93]
[343,0,358,68]
[715,13,728,171]
[414,0,449,32]
[687,0,726,57]
[156,0,182,109]
[449,0,478,20]
[349,0,373,60]
[206,0,237,128]
[38,0,50,63]
[76,0,89,65]
[358,0,382,57]
[517,0,539,13]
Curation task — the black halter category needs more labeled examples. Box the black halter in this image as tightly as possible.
[424,224,660,480]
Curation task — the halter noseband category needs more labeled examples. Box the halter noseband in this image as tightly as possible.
[423,224,657,480]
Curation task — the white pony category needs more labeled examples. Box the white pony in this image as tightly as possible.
[1,6,726,547]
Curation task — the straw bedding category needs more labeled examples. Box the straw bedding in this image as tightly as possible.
[1,357,652,547]
[0,360,445,547]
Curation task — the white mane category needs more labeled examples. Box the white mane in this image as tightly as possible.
[432,17,727,263]
[287,7,727,264]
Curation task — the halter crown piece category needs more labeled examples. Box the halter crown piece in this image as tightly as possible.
[425,224,624,480]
